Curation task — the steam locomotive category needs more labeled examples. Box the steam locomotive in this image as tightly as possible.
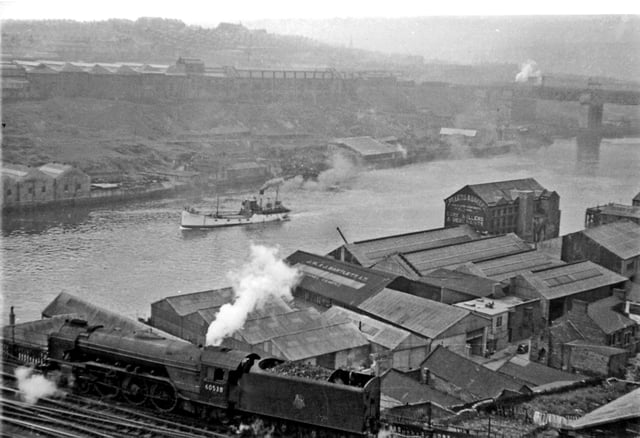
[45,319,380,437]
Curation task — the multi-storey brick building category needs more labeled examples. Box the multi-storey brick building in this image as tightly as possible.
[444,178,560,242]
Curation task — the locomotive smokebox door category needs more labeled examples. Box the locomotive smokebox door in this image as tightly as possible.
[201,366,228,403]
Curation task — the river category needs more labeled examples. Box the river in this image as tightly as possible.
[3,137,639,325]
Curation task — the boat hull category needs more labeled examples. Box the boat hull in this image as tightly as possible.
[181,210,290,229]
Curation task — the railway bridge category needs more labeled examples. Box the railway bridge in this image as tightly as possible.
[511,78,640,131]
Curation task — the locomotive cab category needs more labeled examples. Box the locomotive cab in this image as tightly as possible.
[199,346,259,408]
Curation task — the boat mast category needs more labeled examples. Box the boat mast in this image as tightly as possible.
[216,196,220,215]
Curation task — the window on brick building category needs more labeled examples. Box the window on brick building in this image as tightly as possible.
[496,316,503,327]
[41,186,46,192]
[28,187,33,194]
[64,184,69,191]
[76,183,81,190]
[7,189,11,196]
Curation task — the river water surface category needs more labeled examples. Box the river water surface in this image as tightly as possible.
[3,138,639,324]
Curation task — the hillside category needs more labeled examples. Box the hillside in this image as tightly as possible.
[250,15,640,81]
[1,18,408,70]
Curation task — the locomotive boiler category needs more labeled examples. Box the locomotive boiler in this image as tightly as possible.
[46,319,380,436]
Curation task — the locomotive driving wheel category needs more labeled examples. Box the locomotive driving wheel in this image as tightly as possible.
[94,371,120,399]
[122,377,148,406]
[149,382,177,412]
[73,375,92,395]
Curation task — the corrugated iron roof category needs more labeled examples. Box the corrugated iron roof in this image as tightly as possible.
[331,136,398,157]
[338,225,480,267]
[381,369,463,407]
[421,346,529,401]
[582,221,640,259]
[419,268,501,298]
[567,387,640,430]
[359,289,469,339]
[521,261,628,300]
[587,295,636,334]
[270,322,369,361]
[323,306,427,350]
[236,308,326,345]
[156,288,235,316]
[42,292,181,340]
[466,250,566,282]
[401,234,532,275]
[196,298,292,325]
[497,356,582,387]
[588,203,640,220]
[287,251,400,307]
[449,178,548,206]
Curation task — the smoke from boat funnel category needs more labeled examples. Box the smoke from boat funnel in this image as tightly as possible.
[260,177,285,193]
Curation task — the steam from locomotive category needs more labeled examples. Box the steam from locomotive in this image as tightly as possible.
[15,366,58,404]
[206,244,301,346]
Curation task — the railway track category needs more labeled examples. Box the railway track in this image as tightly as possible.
[1,365,231,438]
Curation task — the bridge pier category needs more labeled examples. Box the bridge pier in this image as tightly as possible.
[579,101,604,130]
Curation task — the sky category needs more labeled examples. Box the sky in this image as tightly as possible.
[1,0,639,24]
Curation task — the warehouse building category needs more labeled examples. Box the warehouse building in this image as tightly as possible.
[444,178,560,242]
[2,164,52,206]
[38,162,91,201]
[357,289,490,357]
[371,233,532,277]
[328,136,406,168]
[324,306,430,371]
[150,288,369,369]
[419,346,532,404]
[584,203,640,227]
[286,250,433,309]
[511,261,629,322]
[327,225,480,267]
[562,221,640,282]
[456,250,566,288]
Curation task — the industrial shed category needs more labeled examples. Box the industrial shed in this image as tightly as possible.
[372,233,532,277]
[2,163,53,206]
[269,322,370,369]
[584,203,640,227]
[323,306,430,371]
[561,221,640,282]
[511,260,629,322]
[327,225,480,267]
[150,288,292,344]
[380,368,462,415]
[38,163,91,201]
[417,268,504,304]
[358,289,490,357]
[286,250,429,310]
[328,136,405,168]
[457,249,566,287]
[420,346,531,404]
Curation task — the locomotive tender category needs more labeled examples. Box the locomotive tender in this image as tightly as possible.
[46,319,380,436]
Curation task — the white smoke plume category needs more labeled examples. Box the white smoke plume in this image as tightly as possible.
[15,366,58,404]
[515,60,542,84]
[205,245,301,346]
[395,143,408,159]
[283,152,361,192]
